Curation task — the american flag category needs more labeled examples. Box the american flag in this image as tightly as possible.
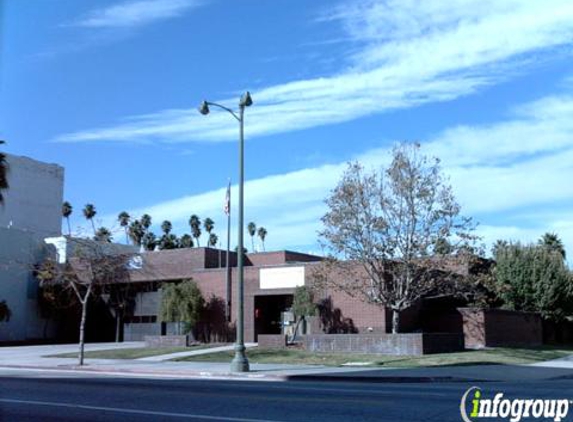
[223,181,231,216]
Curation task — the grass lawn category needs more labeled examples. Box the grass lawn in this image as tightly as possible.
[173,346,573,368]
[49,343,226,360]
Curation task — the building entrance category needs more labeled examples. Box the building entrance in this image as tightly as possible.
[254,294,293,341]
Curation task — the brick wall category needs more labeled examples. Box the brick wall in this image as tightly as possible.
[258,334,288,348]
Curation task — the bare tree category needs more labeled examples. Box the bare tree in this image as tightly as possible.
[36,239,132,365]
[317,142,479,333]
[0,300,11,322]
[0,140,9,204]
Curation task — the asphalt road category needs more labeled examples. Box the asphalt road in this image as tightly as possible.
[1,370,573,422]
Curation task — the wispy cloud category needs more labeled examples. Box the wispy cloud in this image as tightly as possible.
[87,91,573,257]
[54,0,573,144]
[70,0,202,29]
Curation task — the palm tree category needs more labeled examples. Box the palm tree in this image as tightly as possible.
[161,220,172,235]
[247,222,257,251]
[141,232,157,251]
[209,233,218,248]
[62,201,73,236]
[234,245,248,254]
[0,140,8,205]
[203,218,215,248]
[538,232,566,260]
[180,234,194,248]
[189,215,201,247]
[94,227,113,242]
[128,220,145,246]
[82,204,97,235]
[257,227,268,252]
[117,211,130,243]
[140,214,152,232]
[159,234,179,250]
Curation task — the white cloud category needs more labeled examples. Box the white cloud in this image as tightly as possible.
[54,0,573,144]
[71,0,202,29]
[88,91,573,257]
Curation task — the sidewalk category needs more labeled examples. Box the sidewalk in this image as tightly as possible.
[2,343,573,383]
[136,343,258,362]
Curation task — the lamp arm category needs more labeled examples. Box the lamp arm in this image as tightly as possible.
[205,101,241,121]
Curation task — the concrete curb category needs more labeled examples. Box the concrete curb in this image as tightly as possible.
[284,373,490,384]
[0,363,493,384]
[0,364,286,381]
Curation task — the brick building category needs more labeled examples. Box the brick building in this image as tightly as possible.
[123,247,451,342]
[124,248,382,341]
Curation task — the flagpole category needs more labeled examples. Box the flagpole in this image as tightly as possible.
[225,180,232,322]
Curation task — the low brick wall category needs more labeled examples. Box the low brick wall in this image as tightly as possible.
[303,333,463,355]
[258,334,288,349]
[144,335,188,347]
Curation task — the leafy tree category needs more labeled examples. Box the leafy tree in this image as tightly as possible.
[491,239,509,257]
[257,227,268,252]
[189,215,202,247]
[538,232,566,260]
[247,222,257,251]
[180,234,194,248]
[117,211,131,244]
[493,242,573,321]
[209,233,218,248]
[317,142,478,333]
[82,204,97,235]
[290,286,317,342]
[0,140,8,204]
[159,280,205,336]
[0,300,11,322]
[94,227,113,243]
[62,201,73,236]
[36,239,132,365]
[128,220,145,246]
[203,218,214,247]
[141,232,157,251]
[161,220,172,235]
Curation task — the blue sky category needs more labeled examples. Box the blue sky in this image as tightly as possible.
[2,0,573,256]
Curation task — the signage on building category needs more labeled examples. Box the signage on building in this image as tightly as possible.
[259,266,305,289]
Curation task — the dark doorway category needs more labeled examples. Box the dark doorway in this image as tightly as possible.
[254,295,292,341]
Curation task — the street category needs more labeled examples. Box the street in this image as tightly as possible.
[2,370,573,422]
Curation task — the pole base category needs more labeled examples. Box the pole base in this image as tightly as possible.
[230,344,250,372]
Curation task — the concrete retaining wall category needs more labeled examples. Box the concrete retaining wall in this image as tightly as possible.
[124,323,161,341]
[303,333,463,355]
[144,335,188,347]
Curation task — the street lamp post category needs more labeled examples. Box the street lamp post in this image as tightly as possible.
[199,92,252,372]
